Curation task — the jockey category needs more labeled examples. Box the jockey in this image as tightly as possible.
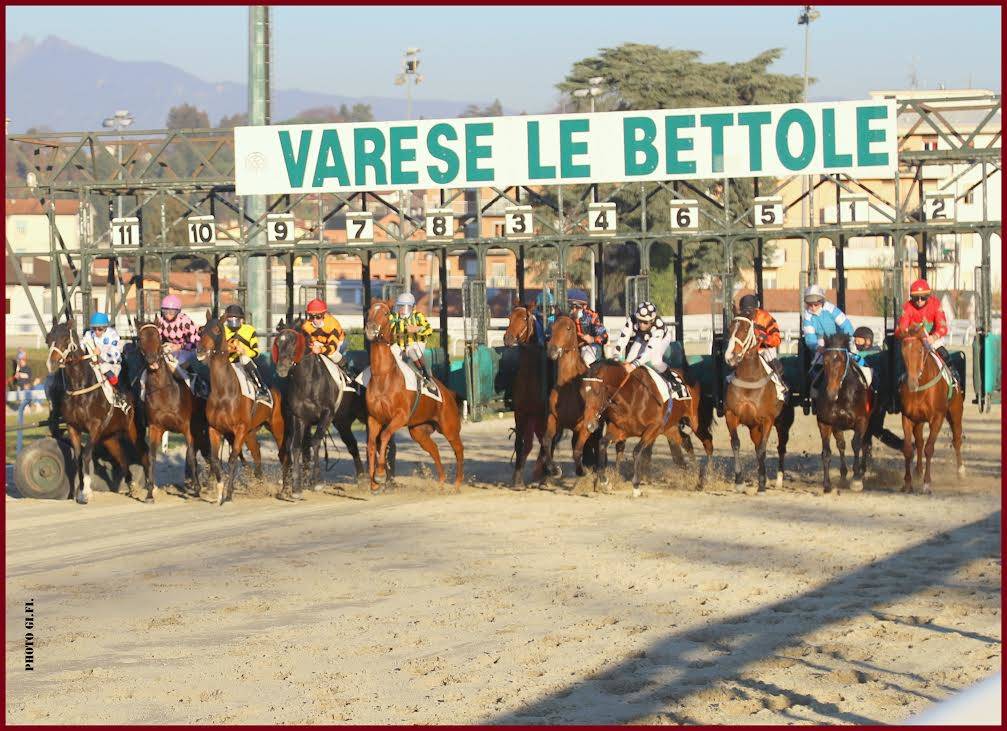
[222,304,269,400]
[615,300,687,398]
[738,294,788,401]
[155,294,199,385]
[896,278,961,390]
[568,290,608,366]
[390,292,434,386]
[533,289,557,345]
[301,298,346,366]
[803,284,864,365]
[81,312,123,386]
[853,326,878,355]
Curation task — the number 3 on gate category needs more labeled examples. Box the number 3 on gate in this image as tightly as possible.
[669,200,699,230]
[345,212,374,243]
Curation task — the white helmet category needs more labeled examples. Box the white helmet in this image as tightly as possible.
[635,301,658,323]
[804,284,826,304]
[394,292,415,315]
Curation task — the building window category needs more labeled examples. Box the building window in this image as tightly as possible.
[763,275,777,290]
[5,298,10,315]
[494,223,505,238]
[830,276,847,291]
[921,135,938,151]
[964,189,975,205]
[491,263,507,278]
[15,221,27,235]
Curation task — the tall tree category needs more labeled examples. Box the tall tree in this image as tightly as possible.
[460,99,504,118]
[218,112,248,128]
[166,103,210,129]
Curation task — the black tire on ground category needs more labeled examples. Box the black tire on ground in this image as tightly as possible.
[13,437,72,500]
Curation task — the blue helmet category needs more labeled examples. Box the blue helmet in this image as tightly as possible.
[89,312,110,328]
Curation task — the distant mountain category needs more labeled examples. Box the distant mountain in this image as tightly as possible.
[5,36,490,132]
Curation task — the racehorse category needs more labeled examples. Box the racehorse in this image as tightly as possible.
[814,332,877,495]
[273,320,367,495]
[195,314,289,505]
[580,360,713,495]
[45,319,151,504]
[897,322,965,494]
[723,315,795,495]
[502,304,549,488]
[137,322,212,496]
[363,300,464,493]
[535,314,600,485]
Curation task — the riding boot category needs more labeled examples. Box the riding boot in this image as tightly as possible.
[769,357,789,400]
[936,346,963,391]
[244,362,270,400]
[415,356,433,390]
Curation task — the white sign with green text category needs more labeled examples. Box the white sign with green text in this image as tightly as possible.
[234,99,896,195]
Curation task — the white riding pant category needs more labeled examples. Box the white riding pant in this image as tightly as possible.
[580,344,599,366]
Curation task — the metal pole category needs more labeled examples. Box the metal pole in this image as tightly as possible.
[246,5,270,337]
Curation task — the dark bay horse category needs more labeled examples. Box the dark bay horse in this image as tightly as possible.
[502,304,549,488]
[723,315,795,495]
[196,315,288,505]
[363,301,464,493]
[535,315,600,486]
[814,333,876,495]
[137,323,213,496]
[46,319,151,504]
[273,320,366,495]
[897,322,965,494]
[580,360,713,495]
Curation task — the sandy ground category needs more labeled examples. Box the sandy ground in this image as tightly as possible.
[5,404,1001,725]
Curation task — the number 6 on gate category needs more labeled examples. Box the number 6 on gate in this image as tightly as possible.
[669,199,699,230]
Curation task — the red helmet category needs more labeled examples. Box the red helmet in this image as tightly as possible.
[909,279,931,297]
[306,298,328,315]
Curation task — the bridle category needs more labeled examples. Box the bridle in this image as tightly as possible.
[507,306,535,345]
[49,330,104,396]
[726,316,757,364]
[822,347,852,391]
[365,301,393,343]
[902,332,942,392]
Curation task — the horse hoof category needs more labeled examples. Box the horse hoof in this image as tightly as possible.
[776,473,784,489]
[957,465,966,479]
[743,485,759,497]
[293,491,306,501]
[550,465,562,479]
[76,489,91,505]
[734,483,746,494]
[631,488,642,498]
[215,482,224,505]
[920,483,932,495]
[850,479,864,492]
[145,494,155,504]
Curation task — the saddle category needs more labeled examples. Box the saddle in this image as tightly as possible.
[231,363,273,407]
[317,353,357,393]
[354,355,442,402]
[639,364,691,403]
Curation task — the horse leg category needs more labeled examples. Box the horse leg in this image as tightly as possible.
[726,412,743,489]
[66,426,87,504]
[750,422,769,495]
[666,425,687,469]
[632,427,663,497]
[376,418,406,488]
[366,415,381,491]
[408,423,447,485]
[287,418,306,499]
[775,406,793,489]
[595,433,611,492]
[850,423,865,492]
[311,413,334,492]
[207,427,226,503]
[335,420,366,479]
[834,430,848,483]
[947,397,965,478]
[512,419,527,489]
[102,437,137,500]
[912,421,926,483]
[223,427,247,505]
[921,415,942,495]
[900,414,915,493]
[147,424,163,498]
[536,414,560,486]
[181,423,199,497]
[819,420,834,494]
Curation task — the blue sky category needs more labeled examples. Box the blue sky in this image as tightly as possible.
[6,5,1002,112]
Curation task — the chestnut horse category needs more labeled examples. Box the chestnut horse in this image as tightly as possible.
[535,314,600,485]
[814,332,880,495]
[897,322,965,494]
[196,315,288,505]
[363,300,464,493]
[46,319,151,504]
[137,323,213,496]
[580,361,714,495]
[723,315,795,495]
[502,304,549,487]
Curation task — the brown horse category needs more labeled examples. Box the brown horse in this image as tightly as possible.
[46,319,151,504]
[195,315,288,505]
[814,333,874,495]
[897,322,965,494]
[502,304,549,487]
[137,323,214,497]
[723,315,795,495]
[363,300,464,493]
[580,360,713,495]
[535,314,601,485]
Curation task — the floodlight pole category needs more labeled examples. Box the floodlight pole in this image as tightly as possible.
[247,5,271,334]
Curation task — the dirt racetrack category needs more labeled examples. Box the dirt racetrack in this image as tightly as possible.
[5,404,1001,724]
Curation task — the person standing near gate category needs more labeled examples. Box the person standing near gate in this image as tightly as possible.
[301,298,346,365]
[390,292,434,387]
[896,278,962,390]
[222,304,270,400]
[12,350,34,408]
[738,294,789,401]
[568,291,607,366]
[156,294,200,386]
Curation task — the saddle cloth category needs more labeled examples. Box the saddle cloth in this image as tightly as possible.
[354,353,442,403]
[87,360,132,415]
[728,355,789,401]
[319,354,357,393]
[231,363,273,407]
[639,365,691,402]
[929,350,956,390]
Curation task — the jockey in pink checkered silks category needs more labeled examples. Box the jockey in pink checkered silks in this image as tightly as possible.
[155,294,200,381]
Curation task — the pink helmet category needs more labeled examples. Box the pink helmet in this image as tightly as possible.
[161,294,182,310]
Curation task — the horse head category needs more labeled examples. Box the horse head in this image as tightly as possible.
[724,316,757,368]
[196,316,225,362]
[822,332,852,400]
[546,315,577,361]
[503,304,536,347]
[899,321,929,391]
[364,300,393,344]
[272,326,306,378]
[137,322,163,369]
[45,317,80,372]
[579,365,613,434]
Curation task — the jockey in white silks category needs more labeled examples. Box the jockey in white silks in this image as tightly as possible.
[614,301,688,399]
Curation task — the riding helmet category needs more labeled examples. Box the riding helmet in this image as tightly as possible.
[909,279,931,297]
[306,298,328,315]
[160,294,182,311]
[89,312,110,328]
[635,301,658,323]
[395,292,416,308]
[224,304,245,318]
[803,284,826,304]
[738,294,759,313]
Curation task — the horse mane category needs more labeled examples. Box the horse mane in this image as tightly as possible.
[825,332,850,348]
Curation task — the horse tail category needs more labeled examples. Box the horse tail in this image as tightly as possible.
[876,426,904,451]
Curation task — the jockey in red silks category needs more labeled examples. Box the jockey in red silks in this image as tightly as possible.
[896,278,961,390]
